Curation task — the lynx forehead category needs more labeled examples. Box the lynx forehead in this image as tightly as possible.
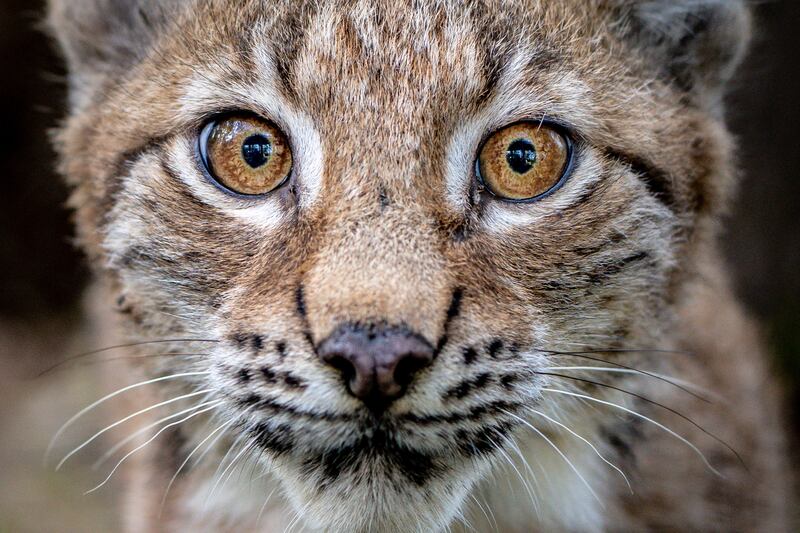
[48,0,790,531]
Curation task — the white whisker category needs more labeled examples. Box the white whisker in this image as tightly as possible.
[46,371,211,464]
[202,431,250,511]
[491,435,539,514]
[94,399,220,469]
[284,499,312,533]
[189,407,256,485]
[159,419,233,515]
[56,389,212,471]
[540,388,722,476]
[454,508,477,533]
[503,437,542,515]
[85,401,221,494]
[501,408,603,506]
[227,443,257,491]
[256,485,279,525]
[190,416,241,475]
[543,352,709,402]
[468,493,498,533]
[526,407,632,493]
[207,441,253,503]
[543,366,716,399]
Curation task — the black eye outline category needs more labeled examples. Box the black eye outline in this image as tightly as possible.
[196,113,293,199]
[474,120,576,203]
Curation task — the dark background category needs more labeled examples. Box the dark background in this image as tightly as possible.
[0,0,797,529]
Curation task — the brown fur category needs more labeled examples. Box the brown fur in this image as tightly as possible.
[48,1,791,531]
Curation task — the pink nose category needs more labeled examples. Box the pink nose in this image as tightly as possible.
[317,324,434,414]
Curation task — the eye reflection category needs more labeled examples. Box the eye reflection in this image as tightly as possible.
[199,114,292,196]
[241,134,273,169]
[506,139,537,174]
[477,122,572,201]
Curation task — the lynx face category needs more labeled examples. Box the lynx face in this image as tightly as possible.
[50,0,751,530]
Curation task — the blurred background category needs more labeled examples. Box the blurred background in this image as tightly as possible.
[0,0,797,531]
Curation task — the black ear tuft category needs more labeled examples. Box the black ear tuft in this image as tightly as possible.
[614,0,751,99]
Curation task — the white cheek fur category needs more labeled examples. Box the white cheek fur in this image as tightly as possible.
[176,43,324,215]
[447,117,606,235]
[444,49,606,230]
[480,150,605,234]
[168,138,288,231]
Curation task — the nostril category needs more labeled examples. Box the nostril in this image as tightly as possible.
[393,351,433,388]
[325,353,357,383]
[317,324,434,411]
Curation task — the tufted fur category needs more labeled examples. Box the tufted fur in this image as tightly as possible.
[48,0,791,531]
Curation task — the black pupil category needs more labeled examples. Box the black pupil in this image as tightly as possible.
[506,139,537,174]
[241,134,272,168]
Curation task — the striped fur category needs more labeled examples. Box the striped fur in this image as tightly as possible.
[48,1,790,531]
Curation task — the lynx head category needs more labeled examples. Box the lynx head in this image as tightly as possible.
[49,0,749,530]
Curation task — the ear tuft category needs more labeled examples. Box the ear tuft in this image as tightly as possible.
[614,0,751,99]
[46,0,176,108]
[48,0,151,72]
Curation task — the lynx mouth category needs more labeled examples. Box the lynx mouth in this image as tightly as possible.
[297,427,447,487]
[232,395,523,489]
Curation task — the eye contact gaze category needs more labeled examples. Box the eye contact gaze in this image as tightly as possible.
[477,122,572,201]
[241,134,273,169]
[199,114,292,196]
[200,116,573,205]
[39,1,792,531]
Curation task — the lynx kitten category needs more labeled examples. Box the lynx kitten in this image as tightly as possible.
[48,0,790,531]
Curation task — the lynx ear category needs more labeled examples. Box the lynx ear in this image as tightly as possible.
[614,0,751,99]
[47,0,178,108]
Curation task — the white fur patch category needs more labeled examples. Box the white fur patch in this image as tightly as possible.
[176,43,325,212]
[444,58,601,221]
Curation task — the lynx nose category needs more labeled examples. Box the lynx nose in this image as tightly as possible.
[318,324,434,413]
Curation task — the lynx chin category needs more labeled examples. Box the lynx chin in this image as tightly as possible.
[47,0,791,531]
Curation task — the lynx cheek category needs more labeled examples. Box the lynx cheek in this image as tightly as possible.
[199,114,293,196]
[476,122,572,202]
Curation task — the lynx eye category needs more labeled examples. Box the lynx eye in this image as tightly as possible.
[476,122,572,201]
[199,114,292,196]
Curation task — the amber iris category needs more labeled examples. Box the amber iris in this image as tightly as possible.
[477,122,570,201]
[201,115,292,196]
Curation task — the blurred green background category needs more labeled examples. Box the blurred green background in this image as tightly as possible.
[0,0,797,531]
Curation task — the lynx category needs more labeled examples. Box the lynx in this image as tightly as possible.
[47,0,791,531]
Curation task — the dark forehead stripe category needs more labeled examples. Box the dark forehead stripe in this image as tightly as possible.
[470,10,509,107]
[266,2,516,108]
[268,2,319,102]
[604,148,678,210]
[159,159,207,209]
[95,136,169,223]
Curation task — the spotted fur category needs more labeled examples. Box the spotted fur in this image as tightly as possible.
[48,1,790,531]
